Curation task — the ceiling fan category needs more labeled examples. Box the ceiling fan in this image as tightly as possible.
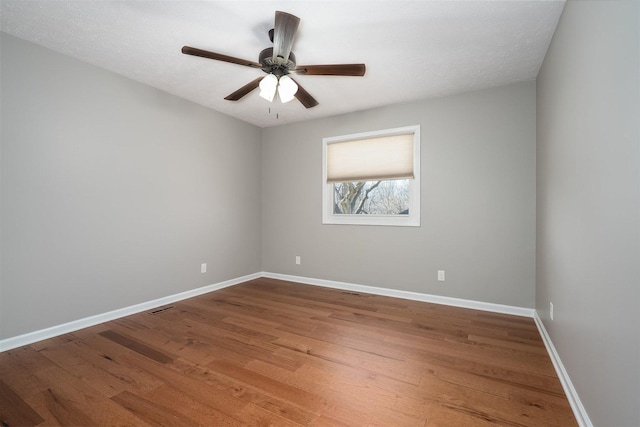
[182,11,366,109]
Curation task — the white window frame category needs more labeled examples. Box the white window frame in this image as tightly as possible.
[322,125,420,227]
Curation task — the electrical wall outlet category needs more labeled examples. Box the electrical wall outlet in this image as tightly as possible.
[201,263,207,274]
[295,256,301,265]
[550,302,554,320]
[437,270,445,281]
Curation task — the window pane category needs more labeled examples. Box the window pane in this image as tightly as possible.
[333,179,410,215]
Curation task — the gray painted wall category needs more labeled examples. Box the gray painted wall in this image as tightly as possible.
[0,34,262,339]
[262,82,536,308]
[536,2,639,426]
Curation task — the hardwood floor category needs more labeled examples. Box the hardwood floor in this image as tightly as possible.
[0,278,577,426]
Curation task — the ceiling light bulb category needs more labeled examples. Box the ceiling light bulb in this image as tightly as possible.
[259,74,278,102]
[278,75,298,103]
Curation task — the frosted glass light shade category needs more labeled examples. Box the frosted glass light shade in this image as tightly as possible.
[259,74,278,102]
[278,75,298,103]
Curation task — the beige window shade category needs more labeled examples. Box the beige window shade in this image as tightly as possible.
[326,133,415,183]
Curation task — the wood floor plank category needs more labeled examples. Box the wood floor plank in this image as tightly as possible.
[0,278,577,426]
[111,390,201,426]
[99,329,173,364]
[206,359,327,414]
[0,350,55,411]
[28,365,150,426]
[0,379,45,426]
[39,387,95,426]
[162,356,315,426]
[119,351,311,426]
[141,384,245,427]
[419,369,575,427]
[421,400,514,427]
[1,345,57,374]
[107,316,221,366]
[287,363,427,425]
[41,334,165,398]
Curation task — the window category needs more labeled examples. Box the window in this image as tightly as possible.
[322,125,420,226]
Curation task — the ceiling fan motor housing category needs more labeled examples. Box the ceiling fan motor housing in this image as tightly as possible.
[259,47,296,76]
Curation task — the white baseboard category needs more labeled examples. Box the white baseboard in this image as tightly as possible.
[262,272,535,318]
[0,272,261,352]
[0,271,536,352]
[533,311,593,427]
[1,271,589,426]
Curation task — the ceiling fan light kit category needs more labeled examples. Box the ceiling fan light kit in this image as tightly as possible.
[259,73,298,104]
[182,11,366,109]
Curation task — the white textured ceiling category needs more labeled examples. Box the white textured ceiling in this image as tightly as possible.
[1,1,564,128]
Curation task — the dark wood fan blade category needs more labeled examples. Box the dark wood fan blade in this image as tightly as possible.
[290,78,319,109]
[182,46,261,69]
[272,11,300,64]
[294,64,366,76]
[224,77,263,101]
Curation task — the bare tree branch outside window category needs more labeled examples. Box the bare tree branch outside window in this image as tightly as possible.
[333,179,409,215]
